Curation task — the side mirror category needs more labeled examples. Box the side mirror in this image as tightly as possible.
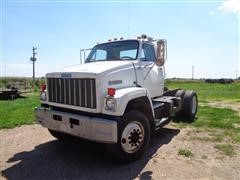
[156,39,167,66]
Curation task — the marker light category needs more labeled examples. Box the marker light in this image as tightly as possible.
[108,88,116,96]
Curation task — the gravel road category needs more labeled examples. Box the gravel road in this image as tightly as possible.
[0,124,239,180]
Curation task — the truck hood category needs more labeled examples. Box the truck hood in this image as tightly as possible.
[60,61,134,74]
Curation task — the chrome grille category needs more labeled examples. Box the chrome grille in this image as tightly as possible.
[47,78,96,109]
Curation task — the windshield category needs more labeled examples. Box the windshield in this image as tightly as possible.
[85,40,139,63]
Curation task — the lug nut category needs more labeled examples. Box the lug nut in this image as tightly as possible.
[121,138,126,144]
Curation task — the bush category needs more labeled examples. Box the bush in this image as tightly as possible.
[178,148,194,157]
[0,77,45,91]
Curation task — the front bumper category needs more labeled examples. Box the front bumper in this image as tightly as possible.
[35,107,118,143]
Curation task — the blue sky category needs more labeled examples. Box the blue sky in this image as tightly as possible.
[1,0,239,78]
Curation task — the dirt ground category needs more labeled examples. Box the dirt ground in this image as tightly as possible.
[0,124,239,180]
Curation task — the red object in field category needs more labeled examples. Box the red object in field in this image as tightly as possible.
[108,88,116,96]
[40,84,46,92]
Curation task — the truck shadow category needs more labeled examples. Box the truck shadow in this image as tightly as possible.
[1,127,179,180]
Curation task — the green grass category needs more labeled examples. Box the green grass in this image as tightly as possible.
[0,77,45,90]
[214,144,235,156]
[165,80,240,102]
[0,79,239,134]
[190,131,240,143]
[173,105,240,142]
[194,106,240,129]
[169,80,240,137]
[190,136,223,142]
[178,148,194,157]
[0,93,40,129]
[209,131,240,143]
[194,106,240,143]
[174,106,240,129]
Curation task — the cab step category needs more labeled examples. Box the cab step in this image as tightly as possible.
[153,117,171,131]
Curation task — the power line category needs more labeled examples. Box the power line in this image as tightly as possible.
[30,47,37,83]
[192,65,194,80]
[127,0,130,38]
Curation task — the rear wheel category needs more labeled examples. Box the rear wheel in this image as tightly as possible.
[175,90,185,118]
[106,111,150,163]
[175,90,198,122]
[183,91,198,121]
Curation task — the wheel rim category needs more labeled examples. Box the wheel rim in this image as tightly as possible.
[121,121,145,154]
[191,96,197,114]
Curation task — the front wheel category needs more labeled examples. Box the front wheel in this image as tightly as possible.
[106,111,150,163]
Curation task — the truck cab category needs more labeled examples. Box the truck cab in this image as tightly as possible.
[35,35,198,163]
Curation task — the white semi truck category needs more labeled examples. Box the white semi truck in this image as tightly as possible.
[35,35,198,163]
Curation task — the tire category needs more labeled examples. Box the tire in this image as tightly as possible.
[175,90,198,122]
[175,90,186,117]
[106,111,150,163]
[176,90,198,122]
[48,129,73,140]
[175,89,185,100]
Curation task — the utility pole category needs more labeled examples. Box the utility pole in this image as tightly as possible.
[191,65,194,80]
[30,47,37,83]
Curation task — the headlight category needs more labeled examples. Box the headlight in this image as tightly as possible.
[105,97,116,110]
[40,91,47,101]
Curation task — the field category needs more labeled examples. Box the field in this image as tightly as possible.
[165,79,240,102]
[0,79,239,140]
[0,77,42,129]
[0,93,40,129]
[1,79,239,147]
[165,80,240,143]
[1,80,239,131]
[1,79,240,179]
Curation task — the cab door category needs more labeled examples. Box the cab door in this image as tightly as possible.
[140,43,164,98]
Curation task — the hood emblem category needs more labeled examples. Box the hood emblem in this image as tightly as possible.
[61,73,72,78]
